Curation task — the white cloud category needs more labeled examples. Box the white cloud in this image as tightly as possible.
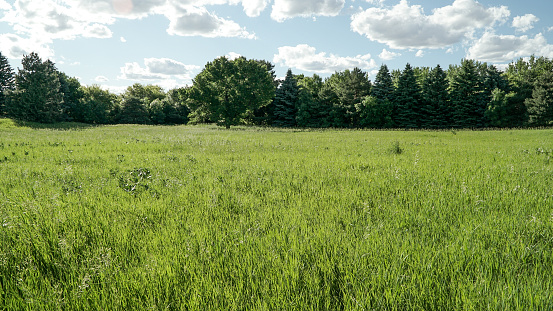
[1,0,258,51]
[0,33,54,59]
[415,50,424,57]
[165,5,256,39]
[226,52,242,60]
[512,14,539,33]
[271,0,345,22]
[467,32,553,63]
[120,37,127,43]
[379,48,401,60]
[230,0,269,17]
[119,57,200,85]
[2,0,115,41]
[351,0,510,49]
[0,0,11,10]
[95,75,110,82]
[273,44,376,73]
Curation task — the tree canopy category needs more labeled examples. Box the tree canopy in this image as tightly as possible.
[3,51,553,129]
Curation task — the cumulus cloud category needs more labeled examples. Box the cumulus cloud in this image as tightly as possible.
[0,0,10,10]
[0,33,54,59]
[379,49,401,60]
[351,0,510,49]
[165,5,256,39]
[230,0,269,17]
[271,0,345,22]
[0,0,257,52]
[512,14,539,33]
[119,57,200,84]
[467,32,553,63]
[273,44,376,73]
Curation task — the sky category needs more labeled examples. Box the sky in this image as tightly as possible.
[1,0,553,93]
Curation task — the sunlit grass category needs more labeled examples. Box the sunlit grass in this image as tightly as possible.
[1,120,552,310]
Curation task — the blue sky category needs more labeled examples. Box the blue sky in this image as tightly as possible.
[1,0,553,93]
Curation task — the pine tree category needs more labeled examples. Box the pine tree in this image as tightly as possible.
[394,63,421,128]
[0,52,15,115]
[8,53,63,123]
[296,74,330,128]
[118,95,150,124]
[525,70,553,126]
[372,64,394,103]
[420,65,450,128]
[272,69,299,127]
[449,59,483,128]
[326,68,371,127]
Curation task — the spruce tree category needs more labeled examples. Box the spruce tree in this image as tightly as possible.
[372,65,394,102]
[0,52,15,115]
[420,65,450,128]
[296,74,329,128]
[525,70,553,126]
[449,59,483,128]
[8,53,63,123]
[118,95,150,124]
[272,69,299,127]
[394,63,421,128]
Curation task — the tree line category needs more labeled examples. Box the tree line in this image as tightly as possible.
[1,52,552,128]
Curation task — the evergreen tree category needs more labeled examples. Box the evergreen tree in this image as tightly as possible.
[272,69,299,127]
[525,70,553,126]
[394,63,421,128]
[296,74,329,127]
[8,53,63,123]
[420,65,450,128]
[0,52,15,115]
[326,68,371,127]
[448,59,483,128]
[316,81,339,128]
[118,95,150,124]
[372,64,394,103]
[505,56,553,126]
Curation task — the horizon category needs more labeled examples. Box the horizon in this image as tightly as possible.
[1,0,553,93]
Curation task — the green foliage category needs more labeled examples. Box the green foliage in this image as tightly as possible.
[123,83,165,105]
[449,59,484,128]
[525,71,553,126]
[190,57,275,128]
[420,65,450,128]
[485,89,518,128]
[118,95,150,124]
[272,69,299,127]
[325,68,372,127]
[58,72,85,122]
[1,125,553,309]
[7,53,63,123]
[79,85,119,124]
[296,74,330,128]
[0,52,15,115]
[394,63,421,128]
[372,64,395,103]
[355,95,394,128]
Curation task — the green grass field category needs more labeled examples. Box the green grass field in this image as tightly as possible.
[1,118,552,310]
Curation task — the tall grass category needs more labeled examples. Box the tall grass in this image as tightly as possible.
[1,121,552,310]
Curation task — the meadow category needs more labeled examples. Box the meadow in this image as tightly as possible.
[1,118,552,310]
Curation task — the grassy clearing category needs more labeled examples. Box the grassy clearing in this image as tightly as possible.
[1,121,552,310]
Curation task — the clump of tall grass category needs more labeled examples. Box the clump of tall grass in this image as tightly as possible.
[389,140,403,154]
